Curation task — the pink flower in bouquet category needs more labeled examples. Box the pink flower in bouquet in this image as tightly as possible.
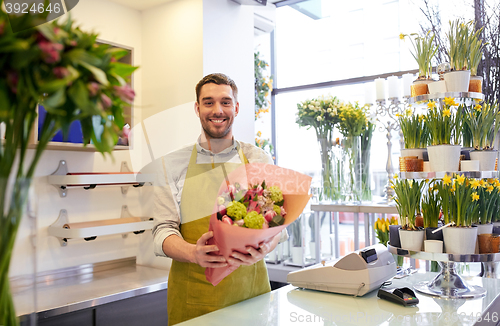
[264,210,276,222]
[113,85,135,103]
[69,40,77,47]
[228,185,236,195]
[53,67,69,79]
[222,216,233,226]
[7,71,19,94]
[122,124,131,138]
[281,206,287,216]
[38,41,63,64]
[234,219,245,227]
[218,205,227,216]
[101,93,112,109]
[247,201,260,214]
[87,82,100,96]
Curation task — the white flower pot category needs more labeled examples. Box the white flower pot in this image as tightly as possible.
[424,240,443,253]
[291,246,304,265]
[443,226,478,254]
[474,223,493,235]
[399,229,424,251]
[444,70,471,92]
[427,145,461,172]
[469,150,498,171]
[428,80,447,94]
[460,160,479,172]
[401,148,426,160]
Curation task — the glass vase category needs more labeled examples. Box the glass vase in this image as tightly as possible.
[341,136,362,203]
[360,134,372,202]
[317,138,340,203]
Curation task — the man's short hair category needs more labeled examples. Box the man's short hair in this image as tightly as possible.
[195,73,238,103]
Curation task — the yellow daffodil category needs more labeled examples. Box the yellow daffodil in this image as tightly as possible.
[479,179,487,188]
[487,185,494,193]
[257,131,262,137]
[399,33,405,40]
[427,101,437,109]
[442,174,452,185]
[444,97,455,106]
[488,178,496,184]
[442,108,451,117]
[451,182,456,192]
[472,192,480,201]
[475,104,482,111]
[418,114,425,122]
[456,174,466,185]
[405,108,412,116]
[393,173,398,179]
[470,179,481,189]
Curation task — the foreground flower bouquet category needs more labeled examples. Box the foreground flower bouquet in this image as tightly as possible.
[205,163,312,286]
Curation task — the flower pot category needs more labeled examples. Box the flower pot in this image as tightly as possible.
[399,229,424,251]
[469,75,483,93]
[427,144,461,172]
[478,234,500,254]
[424,240,443,253]
[389,225,401,248]
[443,226,478,254]
[444,70,471,92]
[426,227,443,241]
[474,223,493,235]
[411,79,433,97]
[460,160,479,172]
[461,147,475,160]
[428,80,447,94]
[469,150,498,171]
[401,148,426,160]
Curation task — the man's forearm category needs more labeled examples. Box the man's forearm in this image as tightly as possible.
[162,234,196,263]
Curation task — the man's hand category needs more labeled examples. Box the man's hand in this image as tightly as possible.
[227,232,281,267]
[191,231,228,268]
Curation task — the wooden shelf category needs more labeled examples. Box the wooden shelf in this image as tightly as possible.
[48,206,153,246]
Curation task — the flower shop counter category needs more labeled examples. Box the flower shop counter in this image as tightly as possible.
[178,271,500,326]
[13,257,169,325]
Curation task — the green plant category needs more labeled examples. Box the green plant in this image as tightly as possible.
[0,8,137,326]
[447,19,477,71]
[401,31,438,78]
[398,111,429,149]
[464,101,500,150]
[468,28,487,76]
[254,51,272,120]
[421,183,440,228]
[471,179,499,225]
[425,98,464,146]
[255,131,274,158]
[448,175,479,227]
[391,177,425,230]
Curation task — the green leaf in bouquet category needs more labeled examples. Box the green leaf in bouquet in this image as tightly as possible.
[42,87,67,108]
[275,199,284,206]
[11,47,39,70]
[66,49,102,67]
[261,180,266,189]
[105,47,129,60]
[0,83,11,119]
[79,61,109,86]
[38,79,69,94]
[253,194,258,201]
[110,62,138,78]
[68,80,90,111]
[269,214,284,227]
[110,72,126,86]
[37,23,58,43]
[0,39,30,53]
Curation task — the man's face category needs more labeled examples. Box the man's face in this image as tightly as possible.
[195,83,239,140]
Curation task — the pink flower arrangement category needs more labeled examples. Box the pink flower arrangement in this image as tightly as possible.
[216,181,286,230]
[113,84,135,103]
[38,41,63,64]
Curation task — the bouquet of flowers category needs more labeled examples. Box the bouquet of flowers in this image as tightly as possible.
[206,163,312,286]
[217,181,287,229]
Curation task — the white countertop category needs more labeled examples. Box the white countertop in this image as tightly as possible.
[178,272,500,326]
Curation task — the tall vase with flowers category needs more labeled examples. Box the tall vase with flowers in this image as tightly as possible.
[401,31,438,96]
[441,175,480,254]
[296,95,342,202]
[425,98,464,172]
[360,120,375,201]
[465,102,500,171]
[0,9,137,326]
[338,101,369,203]
[391,176,425,251]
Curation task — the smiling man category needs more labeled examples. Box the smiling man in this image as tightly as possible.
[152,73,287,325]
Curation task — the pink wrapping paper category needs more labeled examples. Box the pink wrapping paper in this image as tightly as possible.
[205,163,312,286]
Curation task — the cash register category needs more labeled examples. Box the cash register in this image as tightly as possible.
[287,244,397,296]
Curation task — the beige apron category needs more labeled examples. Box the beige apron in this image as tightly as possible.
[167,145,270,325]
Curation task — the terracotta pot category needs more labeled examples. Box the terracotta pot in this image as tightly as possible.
[478,234,500,254]
[411,79,433,97]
